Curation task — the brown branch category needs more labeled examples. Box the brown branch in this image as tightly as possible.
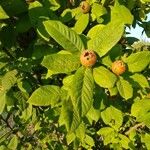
[125,122,145,135]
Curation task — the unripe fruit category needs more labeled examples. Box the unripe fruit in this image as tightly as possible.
[80,50,97,67]
[112,60,126,76]
[80,1,91,14]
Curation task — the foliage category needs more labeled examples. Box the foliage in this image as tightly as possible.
[0,0,150,149]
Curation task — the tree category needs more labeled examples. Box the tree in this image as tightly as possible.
[0,0,150,149]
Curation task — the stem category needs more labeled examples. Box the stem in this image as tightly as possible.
[125,122,145,135]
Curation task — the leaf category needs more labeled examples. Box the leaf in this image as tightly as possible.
[42,20,85,52]
[7,135,18,150]
[131,98,150,127]
[88,20,124,57]
[66,132,76,145]
[87,24,105,39]
[93,66,117,88]
[141,133,150,150]
[130,73,149,88]
[73,14,89,34]
[42,53,80,74]
[97,127,116,145]
[0,6,9,19]
[101,106,123,130]
[124,51,150,72]
[0,91,6,114]
[2,70,17,91]
[91,3,107,18]
[28,85,60,106]
[59,100,73,131]
[112,1,133,24]
[71,67,94,117]
[28,1,49,26]
[84,135,95,147]
[75,122,85,142]
[117,77,133,100]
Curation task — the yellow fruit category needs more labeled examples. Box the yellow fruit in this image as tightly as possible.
[80,50,97,67]
[80,1,91,14]
[112,60,126,76]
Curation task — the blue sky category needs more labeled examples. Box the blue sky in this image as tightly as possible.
[126,14,150,42]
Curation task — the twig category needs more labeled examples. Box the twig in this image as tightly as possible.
[125,122,145,135]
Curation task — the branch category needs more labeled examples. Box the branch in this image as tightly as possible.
[125,122,145,135]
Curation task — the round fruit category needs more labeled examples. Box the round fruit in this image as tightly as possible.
[80,50,97,67]
[111,60,126,76]
[80,1,91,14]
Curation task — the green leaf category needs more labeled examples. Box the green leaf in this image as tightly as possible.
[118,134,134,149]
[2,70,17,91]
[66,132,76,145]
[87,24,105,39]
[42,53,80,74]
[28,1,49,26]
[84,135,95,147]
[124,51,150,72]
[117,77,133,100]
[0,91,6,114]
[97,127,116,145]
[71,67,94,117]
[112,1,133,24]
[75,122,85,142]
[141,133,150,150]
[73,14,89,34]
[42,20,85,52]
[28,85,60,106]
[131,98,150,127]
[59,100,73,131]
[91,3,107,18]
[93,66,117,88]
[7,135,18,150]
[130,73,149,88]
[101,106,123,130]
[88,20,124,57]
[0,6,9,19]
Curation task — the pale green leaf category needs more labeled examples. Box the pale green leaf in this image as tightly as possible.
[66,132,76,145]
[0,6,9,19]
[42,53,80,74]
[42,20,85,52]
[73,14,89,34]
[117,77,133,100]
[131,98,150,127]
[71,67,94,117]
[28,85,60,106]
[84,135,95,147]
[112,1,133,24]
[124,51,150,72]
[141,133,150,150]
[130,73,149,88]
[97,127,116,145]
[101,106,123,130]
[88,20,124,57]
[7,135,18,150]
[93,66,117,88]
[87,24,105,39]
[91,3,107,18]
[0,91,6,114]
[2,70,17,91]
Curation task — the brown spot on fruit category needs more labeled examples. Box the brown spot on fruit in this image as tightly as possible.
[80,50,97,67]
[80,1,91,14]
[112,60,126,76]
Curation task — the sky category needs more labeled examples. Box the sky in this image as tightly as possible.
[126,14,150,42]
